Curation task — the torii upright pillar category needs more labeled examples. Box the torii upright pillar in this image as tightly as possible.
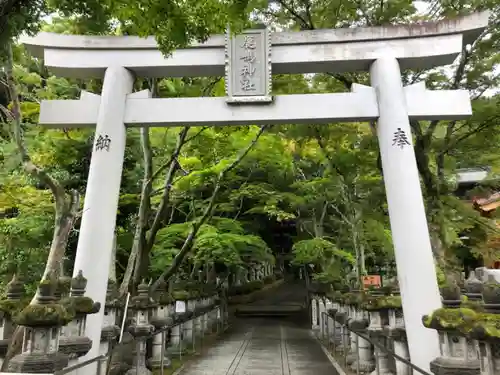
[371,55,441,369]
[73,67,134,362]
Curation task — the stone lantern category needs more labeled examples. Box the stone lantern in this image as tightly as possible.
[0,274,25,366]
[99,280,122,375]
[346,292,374,373]
[100,280,121,354]
[59,270,100,367]
[365,294,394,375]
[473,276,500,375]
[423,279,480,375]
[385,297,410,375]
[167,290,189,355]
[149,280,173,370]
[126,282,156,375]
[183,292,196,349]
[8,281,73,373]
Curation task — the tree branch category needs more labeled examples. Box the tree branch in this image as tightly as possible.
[439,119,499,157]
[150,125,268,292]
[275,0,312,29]
[147,127,189,249]
[5,42,66,208]
[148,126,207,184]
[118,124,154,296]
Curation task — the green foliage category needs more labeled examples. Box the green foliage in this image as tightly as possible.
[0,0,47,47]
[228,280,264,296]
[151,217,273,278]
[293,238,354,265]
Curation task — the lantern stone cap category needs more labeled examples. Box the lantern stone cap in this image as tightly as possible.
[70,270,87,296]
[6,274,24,300]
[129,282,158,309]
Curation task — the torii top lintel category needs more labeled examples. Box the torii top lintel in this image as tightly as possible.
[21,12,489,79]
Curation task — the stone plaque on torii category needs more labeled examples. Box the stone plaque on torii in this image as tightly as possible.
[21,11,489,372]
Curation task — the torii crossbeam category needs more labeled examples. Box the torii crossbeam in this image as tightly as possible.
[21,11,490,373]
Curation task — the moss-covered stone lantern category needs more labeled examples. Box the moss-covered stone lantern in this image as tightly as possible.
[423,278,480,375]
[99,280,121,357]
[364,293,403,375]
[149,280,173,370]
[59,270,100,366]
[167,290,189,355]
[0,274,25,362]
[8,280,73,373]
[471,276,500,375]
[345,292,374,373]
[126,282,156,375]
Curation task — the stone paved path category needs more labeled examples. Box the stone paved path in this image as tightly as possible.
[177,280,337,375]
[176,317,338,375]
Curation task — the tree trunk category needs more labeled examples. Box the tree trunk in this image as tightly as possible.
[119,125,154,296]
[43,192,80,279]
[109,233,117,283]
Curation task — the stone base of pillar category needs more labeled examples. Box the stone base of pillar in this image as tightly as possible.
[336,330,350,354]
[370,353,393,375]
[166,343,190,356]
[430,357,480,375]
[351,359,376,374]
[147,356,172,369]
[329,331,342,345]
[351,336,375,373]
[393,340,411,375]
[125,366,152,375]
[346,351,356,365]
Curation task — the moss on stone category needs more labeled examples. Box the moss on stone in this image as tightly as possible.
[461,299,484,312]
[129,296,157,310]
[423,311,500,340]
[61,296,99,314]
[14,303,74,327]
[0,298,27,316]
[57,277,72,296]
[326,291,342,302]
[157,292,174,305]
[472,313,500,339]
[188,290,200,299]
[363,295,402,310]
[343,292,367,306]
[172,290,190,301]
[422,307,477,332]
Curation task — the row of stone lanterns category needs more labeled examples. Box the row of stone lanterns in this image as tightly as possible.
[311,270,500,375]
[0,272,227,375]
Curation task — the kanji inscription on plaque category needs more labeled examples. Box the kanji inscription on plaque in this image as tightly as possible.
[225,27,272,104]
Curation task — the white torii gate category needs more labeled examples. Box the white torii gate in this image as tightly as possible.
[21,11,489,372]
